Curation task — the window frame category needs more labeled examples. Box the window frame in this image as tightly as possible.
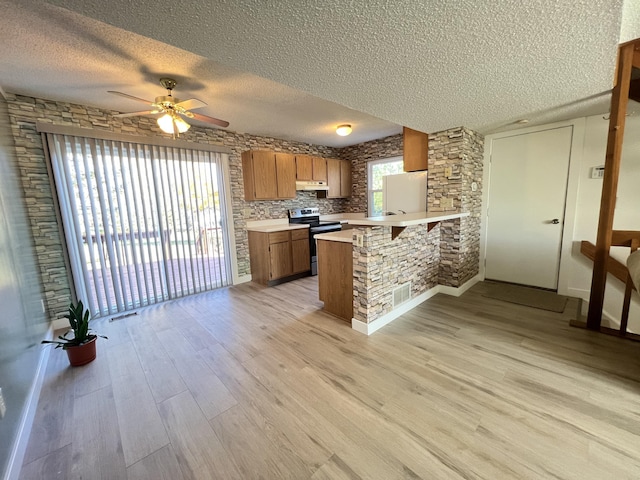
[367,156,404,216]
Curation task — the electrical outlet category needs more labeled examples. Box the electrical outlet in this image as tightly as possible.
[444,166,452,178]
[0,388,6,419]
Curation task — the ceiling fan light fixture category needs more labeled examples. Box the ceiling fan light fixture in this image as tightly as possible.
[158,113,190,134]
[336,124,352,136]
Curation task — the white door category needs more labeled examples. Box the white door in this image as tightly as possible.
[485,126,572,290]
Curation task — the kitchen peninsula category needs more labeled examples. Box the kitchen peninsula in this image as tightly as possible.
[316,211,469,334]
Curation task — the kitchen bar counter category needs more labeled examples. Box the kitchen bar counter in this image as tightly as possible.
[347,211,468,227]
[314,229,353,243]
[246,223,309,233]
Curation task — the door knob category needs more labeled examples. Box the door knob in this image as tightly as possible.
[551,219,560,224]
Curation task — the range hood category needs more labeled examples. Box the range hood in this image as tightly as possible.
[295,180,329,191]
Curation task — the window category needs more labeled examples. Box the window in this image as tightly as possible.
[367,156,404,216]
[45,133,233,318]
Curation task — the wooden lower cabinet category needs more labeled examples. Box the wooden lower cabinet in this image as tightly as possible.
[317,239,353,322]
[291,229,311,273]
[248,228,310,285]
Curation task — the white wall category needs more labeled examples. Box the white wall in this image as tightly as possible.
[568,113,640,330]
[620,0,640,43]
[483,113,640,331]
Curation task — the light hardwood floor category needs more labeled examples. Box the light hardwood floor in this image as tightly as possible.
[20,279,640,479]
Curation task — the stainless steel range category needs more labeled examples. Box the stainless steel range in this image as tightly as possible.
[288,208,342,275]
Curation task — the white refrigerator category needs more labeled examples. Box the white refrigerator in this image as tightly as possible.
[382,172,427,214]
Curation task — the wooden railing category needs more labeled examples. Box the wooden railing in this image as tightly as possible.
[580,230,640,338]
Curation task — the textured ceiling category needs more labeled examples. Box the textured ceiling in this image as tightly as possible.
[1,0,637,147]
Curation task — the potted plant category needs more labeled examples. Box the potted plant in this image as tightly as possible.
[42,300,106,366]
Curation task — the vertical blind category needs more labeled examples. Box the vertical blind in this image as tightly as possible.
[46,133,232,317]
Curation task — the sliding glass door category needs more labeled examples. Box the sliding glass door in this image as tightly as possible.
[46,133,232,317]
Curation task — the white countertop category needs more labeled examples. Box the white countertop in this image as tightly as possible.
[314,229,354,243]
[246,223,309,233]
[320,212,367,224]
[348,211,469,227]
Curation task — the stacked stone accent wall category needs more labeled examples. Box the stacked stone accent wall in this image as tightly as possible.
[5,93,343,320]
[5,91,484,323]
[352,224,440,323]
[339,134,402,213]
[427,127,484,287]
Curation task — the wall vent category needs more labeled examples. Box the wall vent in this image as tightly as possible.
[392,282,411,309]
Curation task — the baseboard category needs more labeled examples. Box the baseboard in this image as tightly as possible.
[351,275,482,336]
[51,317,68,330]
[234,274,252,285]
[351,286,441,335]
[4,327,52,480]
[438,274,482,297]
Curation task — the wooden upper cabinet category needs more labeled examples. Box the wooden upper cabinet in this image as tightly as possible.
[326,158,342,198]
[403,126,429,172]
[297,155,328,181]
[242,150,296,200]
[275,153,296,198]
[242,150,277,200]
[325,158,351,198]
[295,155,313,180]
[340,160,351,197]
[312,157,328,181]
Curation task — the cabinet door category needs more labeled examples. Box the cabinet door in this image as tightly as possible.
[275,153,296,199]
[326,158,341,198]
[291,238,310,273]
[312,157,327,181]
[269,241,292,280]
[340,160,351,198]
[296,155,313,180]
[403,127,429,172]
[250,151,278,199]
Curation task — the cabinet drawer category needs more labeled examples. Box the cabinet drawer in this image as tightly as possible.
[291,229,309,241]
[268,231,290,244]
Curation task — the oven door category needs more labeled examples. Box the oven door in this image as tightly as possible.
[309,224,342,275]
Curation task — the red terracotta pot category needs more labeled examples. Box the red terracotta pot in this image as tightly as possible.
[65,336,97,367]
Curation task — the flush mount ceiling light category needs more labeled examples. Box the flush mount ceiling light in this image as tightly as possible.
[336,124,352,136]
[158,112,190,135]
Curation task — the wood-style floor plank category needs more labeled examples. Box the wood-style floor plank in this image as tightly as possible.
[20,278,640,479]
[126,445,185,480]
[21,347,74,466]
[107,341,170,467]
[127,322,188,403]
[156,327,237,420]
[70,385,127,479]
[209,404,309,479]
[19,443,71,480]
[157,390,243,479]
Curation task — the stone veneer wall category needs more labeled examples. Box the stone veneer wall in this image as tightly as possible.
[427,127,484,287]
[352,224,440,323]
[4,93,345,320]
[5,91,484,323]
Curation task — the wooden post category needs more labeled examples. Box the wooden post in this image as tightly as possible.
[586,42,636,330]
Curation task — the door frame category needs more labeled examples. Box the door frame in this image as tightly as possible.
[480,118,585,295]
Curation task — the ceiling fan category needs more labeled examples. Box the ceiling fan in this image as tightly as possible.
[108,77,229,137]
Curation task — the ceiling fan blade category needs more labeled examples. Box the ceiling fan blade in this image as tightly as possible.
[175,98,207,110]
[107,91,153,105]
[113,110,160,118]
[189,111,230,128]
